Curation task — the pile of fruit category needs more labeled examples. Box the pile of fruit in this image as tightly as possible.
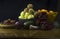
[28,9,57,30]
[0,4,58,30]
[18,4,34,19]
[2,19,16,25]
[18,4,58,30]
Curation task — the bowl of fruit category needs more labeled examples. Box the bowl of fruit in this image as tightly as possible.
[0,19,17,28]
[18,12,34,26]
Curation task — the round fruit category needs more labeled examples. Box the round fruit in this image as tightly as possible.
[15,21,20,25]
[40,9,48,12]
[24,12,30,19]
[18,16,24,19]
[10,20,16,24]
[40,9,48,14]
[20,11,25,16]
[27,4,33,9]
[18,11,25,19]
[3,20,11,25]
[28,15,34,19]
[38,10,41,13]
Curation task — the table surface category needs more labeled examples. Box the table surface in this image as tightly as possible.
[0,28,60,38]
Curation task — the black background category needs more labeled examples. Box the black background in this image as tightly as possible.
[0,0,57,21]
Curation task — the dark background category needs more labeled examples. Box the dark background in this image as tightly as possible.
[0,0,58,21]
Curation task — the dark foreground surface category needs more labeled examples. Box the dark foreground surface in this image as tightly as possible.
[0,28,60,39]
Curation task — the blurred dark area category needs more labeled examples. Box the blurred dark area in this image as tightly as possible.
[0,0,58,21]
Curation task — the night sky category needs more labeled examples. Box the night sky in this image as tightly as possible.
[0,0,57,21]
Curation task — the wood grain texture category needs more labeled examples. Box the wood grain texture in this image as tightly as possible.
[0,29,59,38]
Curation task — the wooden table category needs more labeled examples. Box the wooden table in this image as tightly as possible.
[0,28,60,38]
